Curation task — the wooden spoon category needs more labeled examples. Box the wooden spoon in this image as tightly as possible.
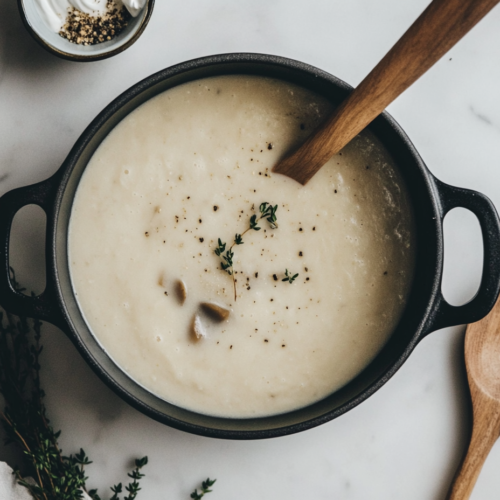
[273,0,500,185]
[447,297,500,499]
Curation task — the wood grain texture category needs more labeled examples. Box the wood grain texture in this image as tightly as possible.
[447,296,500,500]
[273,0,500,185]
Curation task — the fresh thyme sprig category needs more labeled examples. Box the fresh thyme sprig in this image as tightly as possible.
[190,478,216,500]
[0,269,150,500]
[215,202,278,300]
[250,203,278,230]
[96,457,148,500]
[282,269,299,284]
[123,456,148,500]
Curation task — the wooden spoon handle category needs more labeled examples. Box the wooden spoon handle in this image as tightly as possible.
[273,0,500,185]
[447,394,500,500]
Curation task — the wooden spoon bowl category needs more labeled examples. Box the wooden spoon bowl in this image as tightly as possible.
[448,297,500,499]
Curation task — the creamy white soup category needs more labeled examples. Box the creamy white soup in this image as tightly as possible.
[69,75,415,418]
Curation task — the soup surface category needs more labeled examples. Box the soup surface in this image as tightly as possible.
[69,75,415,418]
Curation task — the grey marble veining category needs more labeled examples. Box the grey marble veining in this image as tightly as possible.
[1,1,500,498]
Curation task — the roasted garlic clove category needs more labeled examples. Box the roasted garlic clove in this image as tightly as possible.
[191,314,206,340]
[158,273,167,288]
[175,279,188,305]
[201,302,230,321]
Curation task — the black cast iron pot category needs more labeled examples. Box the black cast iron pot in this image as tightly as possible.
[1,54,500,440]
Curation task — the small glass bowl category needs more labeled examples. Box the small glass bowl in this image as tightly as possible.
[17,0,155,62]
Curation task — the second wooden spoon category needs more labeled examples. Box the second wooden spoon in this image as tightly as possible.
[273,0,500,185]
[447,296,500,499]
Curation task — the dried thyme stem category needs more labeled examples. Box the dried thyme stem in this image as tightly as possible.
[232,272,237,303]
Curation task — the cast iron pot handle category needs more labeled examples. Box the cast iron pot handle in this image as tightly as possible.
[0,175,65,328]
[426,179,500,334]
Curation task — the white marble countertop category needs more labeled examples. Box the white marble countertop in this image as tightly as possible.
[1,1,500,498]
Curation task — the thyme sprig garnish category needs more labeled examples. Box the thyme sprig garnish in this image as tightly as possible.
[215,203,278,300]
[190,478,216,500]
[282,269,299,284]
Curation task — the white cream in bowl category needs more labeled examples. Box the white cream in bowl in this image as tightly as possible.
[68,75,415,418]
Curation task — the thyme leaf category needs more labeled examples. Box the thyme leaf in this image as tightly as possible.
[282,269,299,284]
[214,238,226,256]
[191,478,216,500]
[249,214,261,231]
[260,202,278,229]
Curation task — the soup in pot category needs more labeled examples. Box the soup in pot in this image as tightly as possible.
[69,75,415,418]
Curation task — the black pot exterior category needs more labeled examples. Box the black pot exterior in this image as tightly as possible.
[1,54,500,439]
